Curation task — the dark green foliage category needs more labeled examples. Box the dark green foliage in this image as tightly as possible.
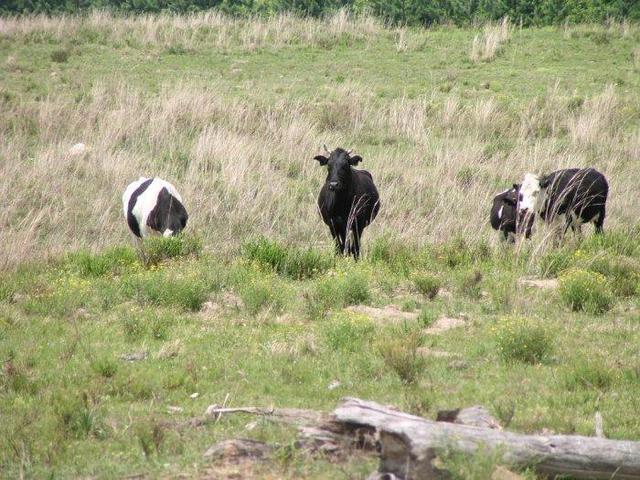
[66,247,138,277]
[494,316,553,364]
[242,236,332,279]
[50,48,70,63]
[3,0,638,25]
[142,235,202,267]
[412,272,440,299]
[376,326,425,384]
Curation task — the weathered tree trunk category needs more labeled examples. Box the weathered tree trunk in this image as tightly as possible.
[334,398,640,480]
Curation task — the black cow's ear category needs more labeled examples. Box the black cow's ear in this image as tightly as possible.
[348,155,363,165]
[314,155,328,166]
[513,183,521,191]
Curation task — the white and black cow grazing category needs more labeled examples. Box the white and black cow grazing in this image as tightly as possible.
[517,168,608,239]
[315,146,380,259]
[490,185,532,242]
[122,177,188,239]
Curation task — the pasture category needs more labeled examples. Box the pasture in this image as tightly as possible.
[1,12,640,478]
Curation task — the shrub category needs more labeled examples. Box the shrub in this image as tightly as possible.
[494,316,553,364]
[323,313,375,352]
[281,247,333,279]
[51,49,70,63]
[417,307,437,328]
[142,234,202,266]
[304,277,338,320]
[377,327,425,384]
[558,269,614,314]
[91,356,118,378]
[412,272,440,299]
[342,270,371,305]
[53,392,105,440]
[457,269,483,299]
[242,236,287,271]
[587,255,640,298]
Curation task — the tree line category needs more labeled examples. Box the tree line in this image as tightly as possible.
[2,0,639,26]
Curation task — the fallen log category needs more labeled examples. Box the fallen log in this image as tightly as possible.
[334,398,640,480]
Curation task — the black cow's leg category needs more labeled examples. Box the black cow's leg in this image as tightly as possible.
[594,206,605,234]
[330,220,347,256]
[349,224,364,260]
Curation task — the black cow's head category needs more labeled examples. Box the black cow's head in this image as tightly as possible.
[314,146,362,192]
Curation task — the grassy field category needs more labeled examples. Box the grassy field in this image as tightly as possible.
[1,12,640,479]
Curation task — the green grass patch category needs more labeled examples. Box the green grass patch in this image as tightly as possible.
[558,269,614,314]
[493,316,553,364]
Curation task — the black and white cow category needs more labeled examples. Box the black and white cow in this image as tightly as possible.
[490,185,532,242]
[315,147,380,259]
[517,168,608,238]
[122,177,188,239]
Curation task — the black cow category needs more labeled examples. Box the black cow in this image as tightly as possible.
[314,147,380,259]
[122,177,189,239]
[517,168,608,238]
[490,185,532,242]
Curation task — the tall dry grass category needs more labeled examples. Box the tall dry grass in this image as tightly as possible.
[0,15,638,270]
[1,77,636,270]
[470,17,511,63]
[0,10,383,51]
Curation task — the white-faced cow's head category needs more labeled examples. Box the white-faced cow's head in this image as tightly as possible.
[516,173,542,236]
[314,146,362,192]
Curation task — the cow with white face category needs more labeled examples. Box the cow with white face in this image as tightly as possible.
[517,168,608,239]
[490,184,533,242]
[122,177,188,239]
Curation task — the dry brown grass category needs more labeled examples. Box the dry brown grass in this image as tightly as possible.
[0,15,638,270]
[0,10,382,51]
[1,77,637,270]
[470,17,511,63]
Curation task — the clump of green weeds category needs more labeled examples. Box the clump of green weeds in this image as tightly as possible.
[66,246,138,277]
[563,356,619,391]
[239,274,288,315]
[323,312,375,352]
[538,247,574,277]
[412,272,441,299]
[304,268,371,319]
[377,326,425,384]
[493,316,553,364]
[91,356,118,378]
[586,254,640,297]
[369,236,417,274]
[123,270,210,311]
[53,391,105,440]
[242,236,333,279]
[558,268,614,314]
[141,234,202,266]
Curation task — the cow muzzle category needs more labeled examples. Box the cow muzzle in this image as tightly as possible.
[328,182,339,191]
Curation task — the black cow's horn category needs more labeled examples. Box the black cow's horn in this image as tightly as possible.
[323,144,330,153]
[346,149,353,155]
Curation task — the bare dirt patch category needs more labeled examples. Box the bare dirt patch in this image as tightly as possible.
[423,316,467,335]
[346,304,418,323]
[519,278,559,289]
